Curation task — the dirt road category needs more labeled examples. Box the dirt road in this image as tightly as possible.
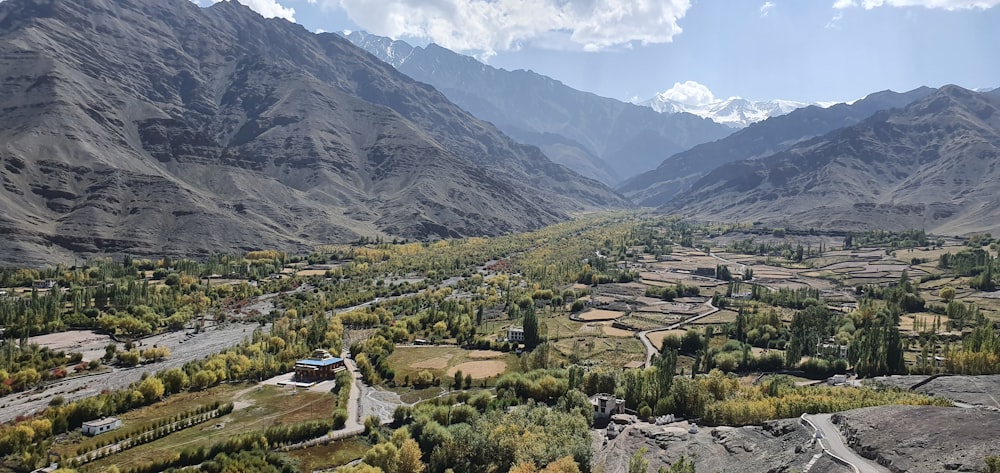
[638,297,719,368]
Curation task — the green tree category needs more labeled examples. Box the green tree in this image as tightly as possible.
[658,456,696,473]
[523,305,540,349]
[137,376,164,404]
[397,438,425,473]
[628,447,649,473]
[364,441,399,473]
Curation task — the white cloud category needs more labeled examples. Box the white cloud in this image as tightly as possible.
[196,0,296,21]
[834,0,1000,9]
[826,10,845,27]
[655,80,716,107]
[325,0,692,56]
[760,1,776,17]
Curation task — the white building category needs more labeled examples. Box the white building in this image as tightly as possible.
[507,326,525,342]
[82,417,121,436]
[590,393,625,418]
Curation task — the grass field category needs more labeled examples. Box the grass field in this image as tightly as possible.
[689,309,739,325]
[80,384,334,471]
[286,438,369,471]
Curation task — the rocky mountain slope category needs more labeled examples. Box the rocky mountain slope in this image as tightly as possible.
[835,406,1000,473]
[345,31,733,184]
[619,87,935,206]
[663,86,1000,235]
[0,0,628,266]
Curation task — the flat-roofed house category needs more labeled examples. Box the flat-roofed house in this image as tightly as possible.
[294,349,346,381]
[82,417,121,436]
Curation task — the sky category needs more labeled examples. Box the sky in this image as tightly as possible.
[195,0,1000,105]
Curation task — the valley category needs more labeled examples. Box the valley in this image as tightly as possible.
[2,216,999,473]
[0,1,997,473]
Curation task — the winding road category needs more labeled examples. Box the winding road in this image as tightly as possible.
[804,413,892,473]
[637,297,719,368]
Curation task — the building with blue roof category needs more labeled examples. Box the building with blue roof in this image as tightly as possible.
[294,349,346,381]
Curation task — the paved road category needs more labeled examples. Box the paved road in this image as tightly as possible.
[806,414,892,473]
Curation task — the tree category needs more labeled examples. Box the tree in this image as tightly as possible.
[680,329,702,355]
[542,456,581,473]
[158,368,189,394]
[523,305,540,349]
[628,447,649,473]
[364,442,399,473]
[939,287,956,302]
[465,373,473,389]
[397,438,424,473]
[117,350,140,367]
[658,456,696,473]
[985,456,1000,473]
[453,370,464,391]
[137,376,165,404]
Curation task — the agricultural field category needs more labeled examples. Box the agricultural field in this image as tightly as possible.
[386,346,519,385]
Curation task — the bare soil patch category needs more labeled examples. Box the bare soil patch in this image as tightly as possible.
[601,324,634,337]
[577,309,626,321]
[446,360,507,379]
[466,350,504,359]
[29,330,112,362]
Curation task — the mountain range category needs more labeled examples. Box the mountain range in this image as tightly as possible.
[664,85,1000,235]
[619,86,938,207]
[0,0,627,266]
[344,31,733,185]
[640,95,833,128]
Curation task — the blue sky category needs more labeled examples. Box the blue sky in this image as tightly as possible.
[200,0,999,104]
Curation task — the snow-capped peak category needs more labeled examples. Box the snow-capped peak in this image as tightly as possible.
[638,81,838,128]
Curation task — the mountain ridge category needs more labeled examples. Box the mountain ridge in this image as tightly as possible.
[662,85,1000,235]
[618,86,937,206]
[0,0,627,266]
[344,30,733,184]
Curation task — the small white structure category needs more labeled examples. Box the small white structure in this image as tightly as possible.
[827,374,848,386]
[82,417,121,436]
[507,326,525,342]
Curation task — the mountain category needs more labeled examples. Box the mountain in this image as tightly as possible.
[0,0,628,266]
[344,31,733,184]
[663,85,1000,235]
[641,95,831,128]
[618,87,936,206]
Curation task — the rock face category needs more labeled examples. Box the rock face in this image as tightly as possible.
[0,0,628,266]
[345,31,733,185]
[834,406,1000,473]
[593,419,830,473]
[662,86,1000,235]
[618,87,935,206]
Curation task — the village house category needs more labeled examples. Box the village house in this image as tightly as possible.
[590,393,625,419]
[82,417,121,436]
[294,349,347,381]
[507,325,525,342]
